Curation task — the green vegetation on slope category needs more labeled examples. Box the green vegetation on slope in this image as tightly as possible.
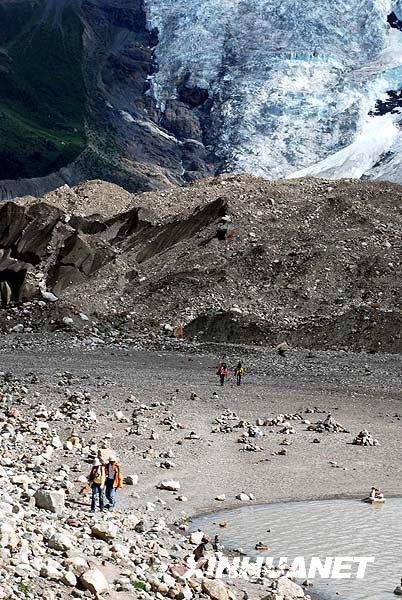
[0,1,87,179]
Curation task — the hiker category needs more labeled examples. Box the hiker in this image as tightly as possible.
[234,361,244,386]
[393,579,402,596]
[194,535,209,561]
[216,216,231,240]
[216,362,228,386]
[369,486,384,500]
[88,458,106,513]
[105,454,123,510]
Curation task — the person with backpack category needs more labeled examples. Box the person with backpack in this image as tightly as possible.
[105,454,123,511]
[88,458,106,513]
[216,362,228,386]
[234,361,245,386]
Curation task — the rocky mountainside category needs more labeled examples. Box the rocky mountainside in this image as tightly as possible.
[1,1,402,199]
[0,0,214,199]
[0,175,401,353]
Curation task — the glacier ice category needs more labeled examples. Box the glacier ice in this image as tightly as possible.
[144,0,402,181]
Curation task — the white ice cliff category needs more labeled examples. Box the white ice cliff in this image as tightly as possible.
[145,0,402,181]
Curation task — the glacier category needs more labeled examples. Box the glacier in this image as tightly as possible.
[144,0,402,182]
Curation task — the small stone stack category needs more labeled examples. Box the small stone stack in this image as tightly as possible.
[352,429,379,446]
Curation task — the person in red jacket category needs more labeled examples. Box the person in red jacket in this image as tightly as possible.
[216,362,228,386]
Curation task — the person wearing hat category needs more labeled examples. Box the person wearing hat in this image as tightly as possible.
[105,454,123,510]
[88,458,106,513]
[216,217,230,240]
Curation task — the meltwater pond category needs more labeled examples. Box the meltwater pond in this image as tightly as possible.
[192,498,402,600]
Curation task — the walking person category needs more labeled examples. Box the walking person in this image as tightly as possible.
[88,458,106,513]
[234,361,245,386]
[216,362,228,386]
[105,453,123,511]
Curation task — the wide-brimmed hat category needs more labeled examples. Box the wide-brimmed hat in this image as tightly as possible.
[108,454,118,462]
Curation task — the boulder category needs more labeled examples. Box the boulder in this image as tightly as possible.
[40,564,63,581]
[62,571,77,587]
[91,522,118,541]
[42,291,58,302]
[64,556,89,577]
[124,474,139,485]
[34,489,65,514]
[201,579,230,600]
[150,579,169,594]
[114,410,129,422]
[158,480,180,491]
[98,448,115,463]
[276,342,290,355]
[0,521,19,549]
[80,568,109,596]
[189,531,204,545]
[47,532,75,552]
[11,474,34,490]
[236,493,251,502]
[277,576,304,598]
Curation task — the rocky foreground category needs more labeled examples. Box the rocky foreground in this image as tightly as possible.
[0,174,401,353]
[0,344,401,599]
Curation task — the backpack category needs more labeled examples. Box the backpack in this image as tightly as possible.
[93,466,105,485]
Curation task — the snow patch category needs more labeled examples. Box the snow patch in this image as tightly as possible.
[290,112,401,179]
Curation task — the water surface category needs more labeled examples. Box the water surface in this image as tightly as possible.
[192,498,402,600]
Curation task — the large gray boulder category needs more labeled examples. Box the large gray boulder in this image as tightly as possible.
[34,489,65,514]
[46,532,76,552]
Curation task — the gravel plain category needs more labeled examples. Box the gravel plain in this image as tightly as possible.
[2,339,401,521]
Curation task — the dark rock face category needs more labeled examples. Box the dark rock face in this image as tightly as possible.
[387,11,402,32]
[0,195,226,304]
[369,89,402,117]
[178,74,209,107]
[0,0,215,199]
[82,0,146,31]
[184,308,402,354]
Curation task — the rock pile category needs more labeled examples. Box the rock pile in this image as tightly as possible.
[352,429,380,446]
[307,414,349,434]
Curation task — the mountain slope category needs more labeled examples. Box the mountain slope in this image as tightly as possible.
[0,0,215,199]
[0,1,86,180]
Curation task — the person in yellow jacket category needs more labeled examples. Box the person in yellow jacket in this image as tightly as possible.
[88,458,106,513]
[104,454,123,511]
[234,361,245,386]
